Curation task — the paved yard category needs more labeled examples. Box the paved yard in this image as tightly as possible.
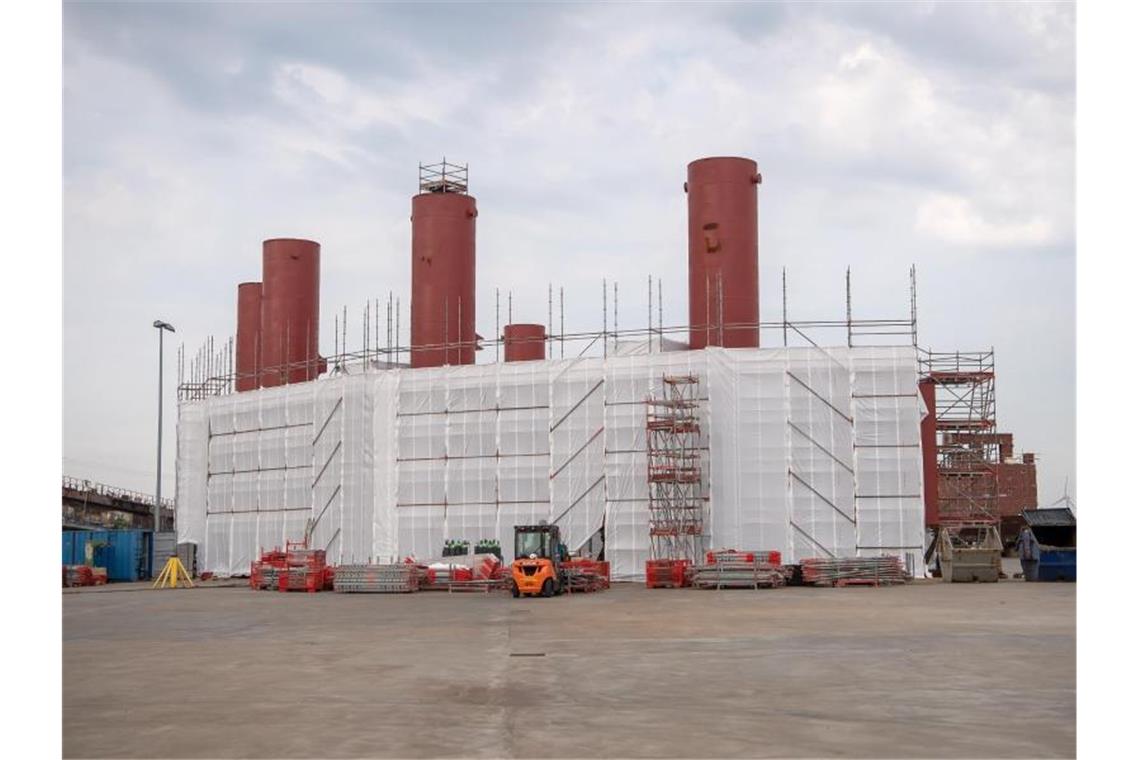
[63,580,1075,758]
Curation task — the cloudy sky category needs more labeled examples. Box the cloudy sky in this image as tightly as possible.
[63,1,1075,503]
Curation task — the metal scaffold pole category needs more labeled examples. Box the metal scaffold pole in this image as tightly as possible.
[174,267,921,400]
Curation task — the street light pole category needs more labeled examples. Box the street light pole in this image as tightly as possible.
[153,320,175,532]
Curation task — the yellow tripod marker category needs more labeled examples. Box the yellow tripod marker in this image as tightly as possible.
[152,557,195,589]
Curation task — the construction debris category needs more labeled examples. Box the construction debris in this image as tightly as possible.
[801,556,909,587]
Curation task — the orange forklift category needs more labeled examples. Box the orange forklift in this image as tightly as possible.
[509,523,568,598]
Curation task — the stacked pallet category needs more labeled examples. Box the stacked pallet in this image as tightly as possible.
[276,546,327,593]
[424,563,474,588]
[472,554,504,581]
[801,556,908,587]
[689,560,785,589]
[645,559,690,588]
[563,567,607,593]
[563,559,610,590]
[250,548,288,590]
[428,562,510,592]
[334,564,420,593]
[63,565,107,587]
[255,565,281,590]
[439,578,504,593]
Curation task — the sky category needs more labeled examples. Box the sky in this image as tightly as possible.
[62,1,1075,504]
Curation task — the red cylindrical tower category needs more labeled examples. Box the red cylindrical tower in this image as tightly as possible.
[410,164,477,368]
[919,378,940,528]
[503,323,546,362]
[234,282,262,392]
[685,157,761,349]
[260,238,321,387]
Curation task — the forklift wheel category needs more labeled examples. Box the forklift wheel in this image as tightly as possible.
[510,582,520,598]
[541,579,555,598]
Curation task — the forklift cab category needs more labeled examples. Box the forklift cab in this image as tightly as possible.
[515,524,562,563]
[511,524,566,598]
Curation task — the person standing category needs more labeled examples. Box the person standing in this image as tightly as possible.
[1016,525,1041,581]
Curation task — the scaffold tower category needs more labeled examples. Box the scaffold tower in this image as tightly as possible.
[919,350,1000,526]
[646,375,704,562]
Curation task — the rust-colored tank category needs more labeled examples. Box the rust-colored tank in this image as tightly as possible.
[234,282,262,392]
[503,323,546,362]
[919,378,939,527]
[260,238,321,387]
[410,192,477,368]
[685,157,761,349]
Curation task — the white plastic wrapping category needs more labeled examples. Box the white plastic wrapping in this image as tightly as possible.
[177,346,925,577]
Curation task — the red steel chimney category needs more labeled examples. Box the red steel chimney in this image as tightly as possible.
[410,161,477,368]
[260,238,321,387]
[685,157,761,349]
[503,323,546,362]
[234,282,262,392]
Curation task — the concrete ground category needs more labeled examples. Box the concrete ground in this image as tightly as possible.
[63,580,1074,759]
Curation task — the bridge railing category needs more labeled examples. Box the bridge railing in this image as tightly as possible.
[62,476,175,510]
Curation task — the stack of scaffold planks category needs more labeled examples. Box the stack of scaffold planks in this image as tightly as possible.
[689,558,785,589]
[334,564,420,593]
[801,556,909,587]
[705,549,782,566]
[681,548,785,590]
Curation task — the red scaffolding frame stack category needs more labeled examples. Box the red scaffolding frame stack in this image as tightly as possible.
[920,350,1000,528]
[645,375,704,584]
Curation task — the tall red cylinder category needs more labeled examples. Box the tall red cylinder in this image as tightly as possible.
[919,378,940,528]
[234,282,262,392]
[685,157,761,349]
[260,238,321,387]
[411,193,477,368]
[503,323,546,362]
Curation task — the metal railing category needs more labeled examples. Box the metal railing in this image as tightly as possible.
[62,476,174,510]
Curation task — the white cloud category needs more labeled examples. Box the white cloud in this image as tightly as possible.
[62,2,1076,503]
[915,193,1054,247]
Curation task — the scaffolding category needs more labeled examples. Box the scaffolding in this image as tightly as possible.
[419,159,468,195]
[919,349,999,527]
[645,375,704,563]
[178,267,920,402]
[179,345,927,578]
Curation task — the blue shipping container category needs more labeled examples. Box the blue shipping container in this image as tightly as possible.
[61,530,153,582]
[61,532,78,565]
